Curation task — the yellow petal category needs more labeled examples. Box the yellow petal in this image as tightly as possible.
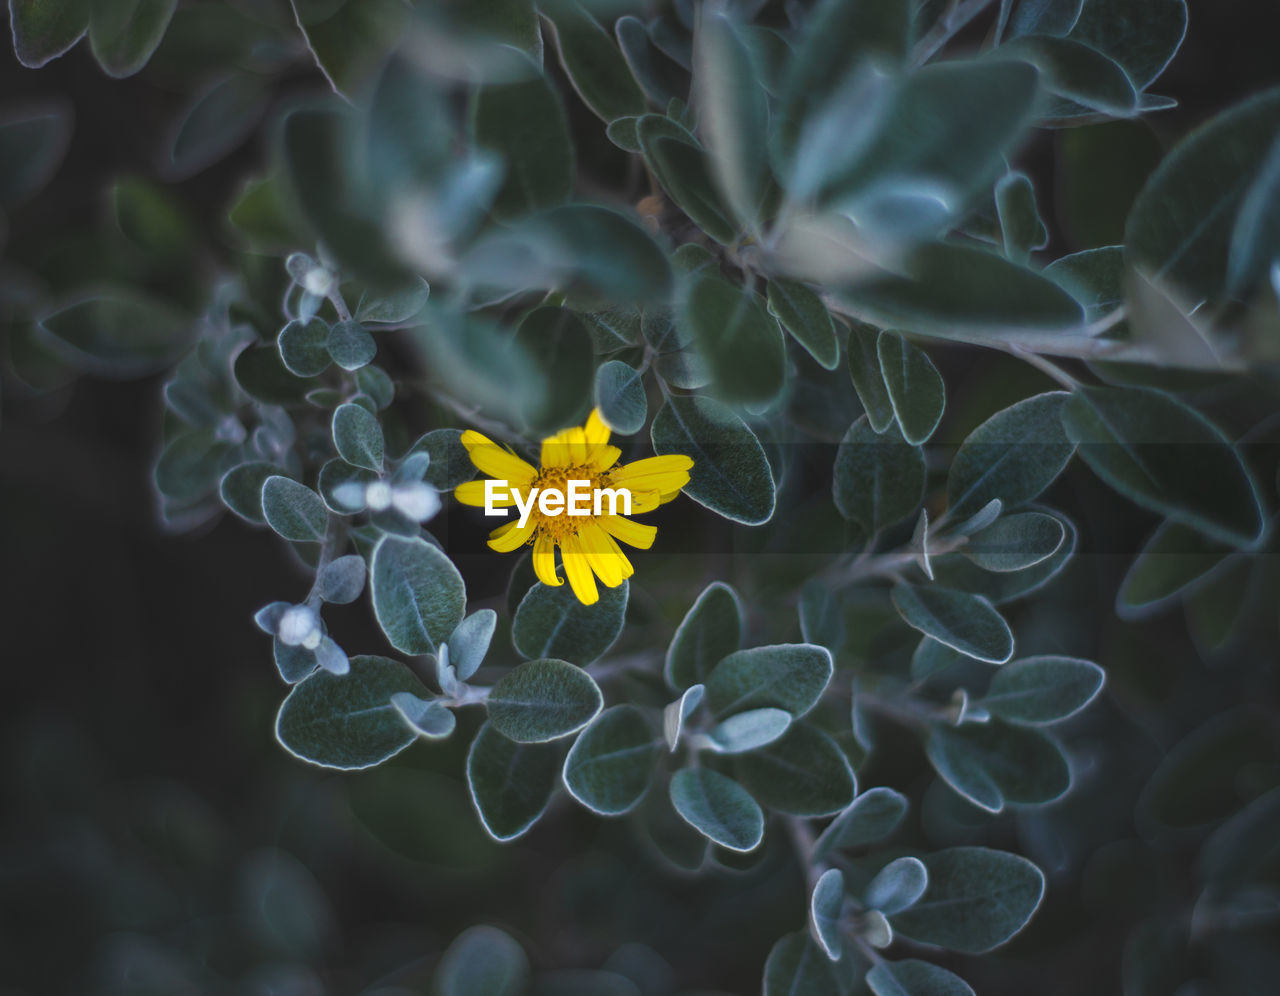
[590,444,622,472]
[624,489,661,515]
[600,526,634,578]
[579,520,626,588]
[487,517,535,552]
[541,428,573,468]
[455,479,517,507]
[561,533,599,605]
[461,430,537,484]
[609,455,693,494]
[533,532,562,586]
[585,409,611,446]
[600,515,657,550]
[565,427,589,465]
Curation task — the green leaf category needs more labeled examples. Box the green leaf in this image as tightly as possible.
[694,7,769,228]
[355,278,430,324]
[1117,520,1233,615]
[275,656,429,770]
[865,856,929,915]
[593,360,647,435]
[877,331,945,445]
[1007,0,1083,38]
[847,321,895,432]
[220,462,282,524]
[946,392,1074,521]
[889,847,1046,953]
[685,271,785,403]
[931,506,1077,605]
[1002,36,1137,116]
[408,428,476,491]
[837,243,1086,340]
[168,73,270,179]
[668,768,763,852]
[980,655,1105,725]
[513,306,594,432]
[963,511,1065,572]
[813,787,909,860]
[464,203,672,304]
[317,555,366,605]
[488,658,603,743]
[543,1,646,122]
[704,644,833,719]
[370,535,467,655]
[1069,0,1186,90]
[513,580,628,666]
[663,684,704,752]
[88,0,177,78]
[262,476,328,543]
[389,693,455,739]
[467,721,561,841]
[822,59,1039,226]
[636,114,737,244]
[866,959,975,996]
[9,0,89,68]
[763,931,849,996]
[665,581,744,690]
[892,583,1014,664]
[331,402,384,471]
[472,70,574,219]
[995,171,1048,264]
[833,416,926,534]
[277,319,331,378]
[925,718,1070,812]
[448,610,496,681]
[616,15,687,107]
[777,0,910,168]
[562,705,659,814]
[1061,386,1265,548]
[0,107,71,206]
[154,429,224,502]
[436,925,530,996]
[767,278,839,370]
[651,394,775,524]
[705,708,792,754]
[1126,88,1280,304]
[38,292,191,377]
[735,723,856,817]
[327,320,377,371]
[809,868,845,960]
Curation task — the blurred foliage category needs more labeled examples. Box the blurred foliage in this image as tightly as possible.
[3,0,1280,993]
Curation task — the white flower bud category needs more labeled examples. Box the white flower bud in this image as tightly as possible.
[392,481,441,522]
[277,604,321,647]
[365,480,393,511]
[302,267,333,297]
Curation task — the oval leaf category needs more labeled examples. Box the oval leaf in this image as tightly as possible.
[275,656,429,770]
[668,767,764,852]
[370,535,467,655]
[488,658,603,743]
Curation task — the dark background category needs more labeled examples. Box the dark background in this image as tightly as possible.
[3,2,1280,993]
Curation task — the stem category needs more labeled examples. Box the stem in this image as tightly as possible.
[327,287,353,323]
[786,817,824,892]
[306,513,348,608]
[1009,346,1079,390]
[448,684,492,706]
[585,650,661,681]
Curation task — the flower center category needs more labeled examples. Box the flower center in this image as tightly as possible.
[530,464,610,541]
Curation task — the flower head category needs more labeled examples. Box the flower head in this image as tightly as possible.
[455,409,693,605]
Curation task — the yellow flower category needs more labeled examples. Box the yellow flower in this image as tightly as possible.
[455,409,693,605]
